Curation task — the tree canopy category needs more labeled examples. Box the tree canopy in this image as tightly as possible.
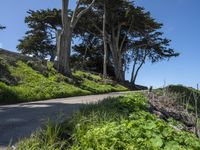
[17,0,179,84]
[17,9,61,60]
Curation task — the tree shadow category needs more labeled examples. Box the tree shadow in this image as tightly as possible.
[0,102,84,147]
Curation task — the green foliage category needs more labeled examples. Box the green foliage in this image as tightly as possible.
[17,93,200,150]
[0,61,90,104]
[17,9,61,60]
[17,120,67,150]
[73,71,127,94]
[74,70,102,81]
[0,55,127,104]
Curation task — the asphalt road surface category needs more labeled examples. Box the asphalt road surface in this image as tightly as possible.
[0,92,129,149]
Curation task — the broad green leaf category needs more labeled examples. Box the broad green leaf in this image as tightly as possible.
[150,136,163,148]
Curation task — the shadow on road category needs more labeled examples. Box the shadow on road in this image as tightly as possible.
[0,102,83,147]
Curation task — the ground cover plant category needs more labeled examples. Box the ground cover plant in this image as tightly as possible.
[16,93,200,150]
[0,53,127,104]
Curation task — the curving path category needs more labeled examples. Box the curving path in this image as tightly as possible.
[0,92,129,149]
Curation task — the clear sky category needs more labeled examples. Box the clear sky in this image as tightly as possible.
[0,0,200,88]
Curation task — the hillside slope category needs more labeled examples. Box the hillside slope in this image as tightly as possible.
[0,49,127,104]
[149,85,200,136]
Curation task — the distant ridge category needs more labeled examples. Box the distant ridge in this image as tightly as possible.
[0,48,42,62]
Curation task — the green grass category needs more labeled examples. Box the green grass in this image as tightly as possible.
[0,54,128,104]
[73,71,127,94]
[16,93,200,150]
[0,61,90,104]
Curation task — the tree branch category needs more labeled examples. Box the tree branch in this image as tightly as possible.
[71,0,81,27]
[119,18,134,52]
[92,22,111,42]
[72,0,96,28]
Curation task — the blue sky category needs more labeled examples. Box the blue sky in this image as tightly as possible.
[0,0,200,88]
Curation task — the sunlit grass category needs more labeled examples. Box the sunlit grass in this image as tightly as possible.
[0,58,127,104]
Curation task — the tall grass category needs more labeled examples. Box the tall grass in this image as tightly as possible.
[17,120,67,150]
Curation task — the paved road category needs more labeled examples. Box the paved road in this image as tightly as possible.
[0,92,128,149]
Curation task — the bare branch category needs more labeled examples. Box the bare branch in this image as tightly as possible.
[119,18,134,53]
[71,0,81,27]
[72,0,96,28]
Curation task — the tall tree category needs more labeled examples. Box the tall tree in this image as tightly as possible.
[17,31,56,60]
[82,0,160,81]
[17,9,61,61]
[129,32,179,85]
[57,0,96,76]
[79,0,178,82]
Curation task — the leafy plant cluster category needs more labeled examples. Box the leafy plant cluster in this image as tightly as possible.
[73,71,127,94]
[0,54,127,104]
[17,93,200,150]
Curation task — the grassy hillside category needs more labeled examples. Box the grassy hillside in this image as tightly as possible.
[16,93,200,150]
[149,85,200,134]
[167,85,200,109]
[155,85,200,114]
[0,51,127,104]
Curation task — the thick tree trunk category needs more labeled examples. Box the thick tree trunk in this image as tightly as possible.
[57,0,95,76]
[103,2,107,78]
[57,0,72,76]
[113,55,125,82]
[109,43,124,82]
[115,57,124,82]
[58,29,72,76]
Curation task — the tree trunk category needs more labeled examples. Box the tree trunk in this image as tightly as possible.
[111,47,124,82]
[131,55,146,85]
[131,60,136,84]
[108,33,125,82]
[103,2,107,78]
[57,0,72,76]
[117,56,125,81]
[58,29,72,76]
[57,0,96,76]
